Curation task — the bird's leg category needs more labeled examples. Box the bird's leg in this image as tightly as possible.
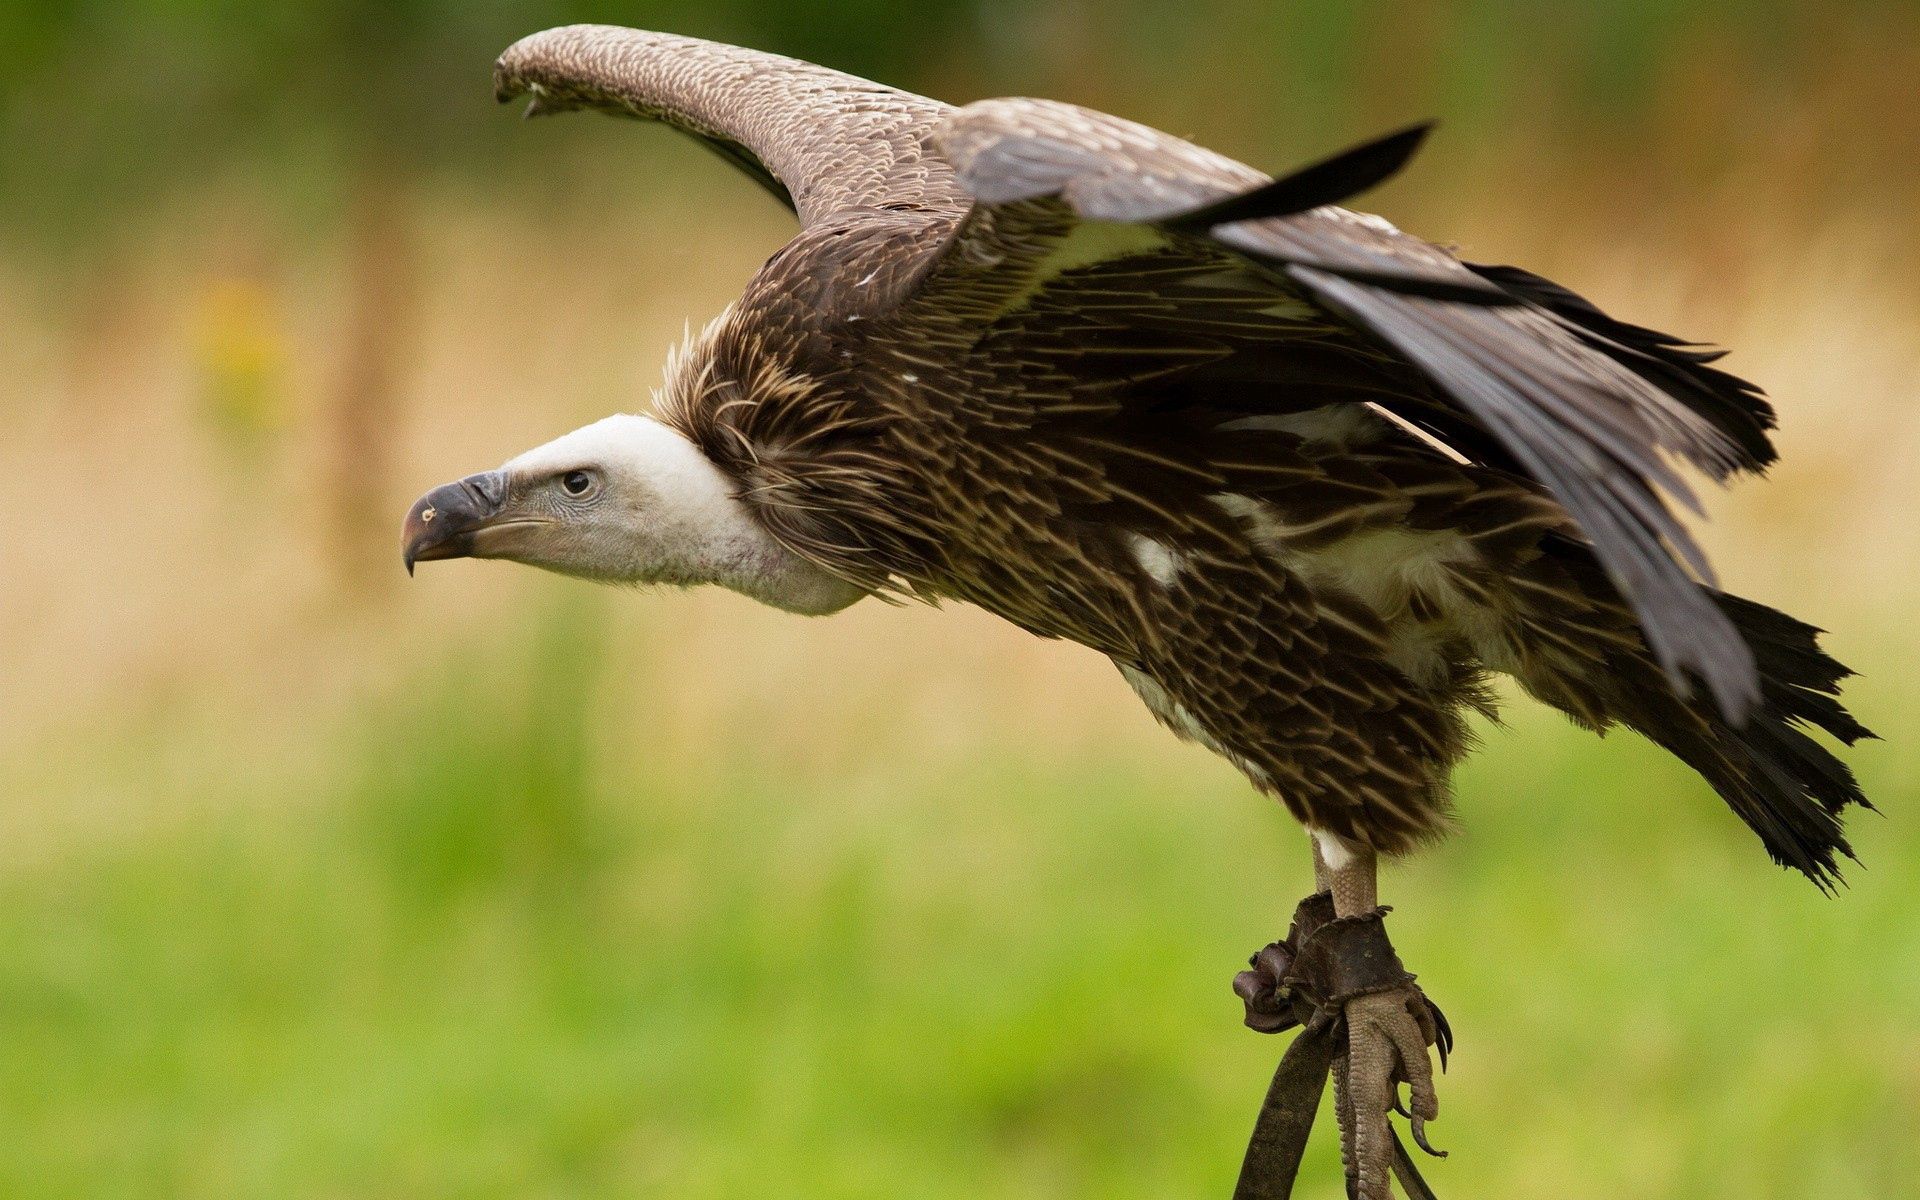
[1311,829,1373,909]
[1313,831,1445,1200]
[1230,836,1450,1199]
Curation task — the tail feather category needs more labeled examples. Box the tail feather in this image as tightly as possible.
[1635,593,1874,890]
[1720,594,1874,744]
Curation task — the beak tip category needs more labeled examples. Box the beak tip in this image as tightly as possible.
[402,470,507,572]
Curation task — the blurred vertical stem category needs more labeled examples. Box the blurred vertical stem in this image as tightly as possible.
[326,161,416,600]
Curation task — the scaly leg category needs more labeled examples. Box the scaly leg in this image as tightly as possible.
[1314,832,1442,1200]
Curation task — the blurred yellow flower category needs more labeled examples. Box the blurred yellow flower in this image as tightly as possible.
[192,275,290,447]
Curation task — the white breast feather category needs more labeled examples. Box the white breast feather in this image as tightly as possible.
[1126,532,1185,586]
[1212,492,1506,685]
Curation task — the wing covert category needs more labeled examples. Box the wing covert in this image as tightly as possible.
[494,25,965,225]
[927,97,1765,719]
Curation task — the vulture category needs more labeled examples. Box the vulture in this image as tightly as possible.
[403,26,1873,1198]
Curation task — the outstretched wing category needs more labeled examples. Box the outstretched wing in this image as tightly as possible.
[493,25,964,225]
[922,98,1772,721]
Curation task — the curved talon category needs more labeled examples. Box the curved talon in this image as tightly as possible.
[1429,1000,1454,1071]
[1410,1114,1447,1159]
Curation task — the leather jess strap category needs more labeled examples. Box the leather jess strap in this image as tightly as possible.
[1229,892,1447,1200]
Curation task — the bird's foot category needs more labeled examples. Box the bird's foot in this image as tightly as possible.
[1234,893,1450,1200]
[1335,980,1446,1199]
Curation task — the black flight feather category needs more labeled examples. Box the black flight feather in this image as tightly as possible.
[1163,122,1436,232]
[1466,263,1778,475]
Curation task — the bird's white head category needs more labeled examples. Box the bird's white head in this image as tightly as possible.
[402,412,866,615]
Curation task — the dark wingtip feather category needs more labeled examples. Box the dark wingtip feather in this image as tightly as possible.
[1467,263,1780,476]
[1164,121,1436,232]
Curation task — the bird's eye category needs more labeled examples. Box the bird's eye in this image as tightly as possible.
[561,470,594,496]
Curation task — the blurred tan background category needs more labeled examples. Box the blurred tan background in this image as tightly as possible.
[2,3,1917,1198]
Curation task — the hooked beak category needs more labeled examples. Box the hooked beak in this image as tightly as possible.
[402,471,509,575]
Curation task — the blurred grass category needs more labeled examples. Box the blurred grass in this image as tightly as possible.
[2,596,1913,1200]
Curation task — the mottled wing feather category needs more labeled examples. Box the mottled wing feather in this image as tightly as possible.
[930,97,1763,720]
[493,25,966,226]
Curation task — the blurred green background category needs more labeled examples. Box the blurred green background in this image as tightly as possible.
[2,3,1917,1198]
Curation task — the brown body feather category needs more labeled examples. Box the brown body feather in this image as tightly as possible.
[501,26,1872,882]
